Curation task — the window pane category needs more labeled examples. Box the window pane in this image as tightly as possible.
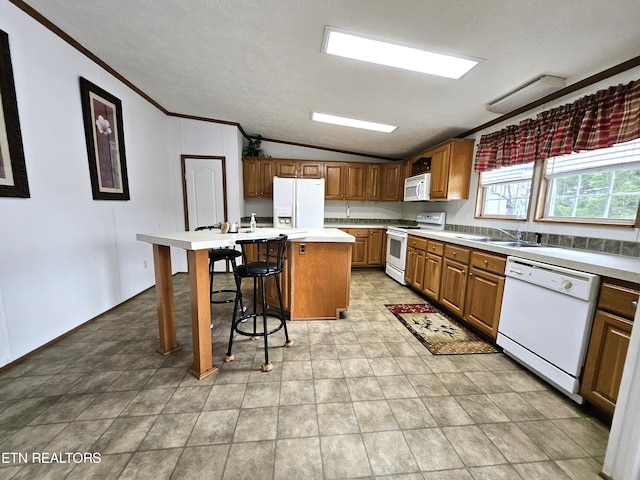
[609,194,640,218]
[575,196,607,218]
[578,171,611,196]
[554,176,578,196]
[550,197,575,217]
[613,168,640,193]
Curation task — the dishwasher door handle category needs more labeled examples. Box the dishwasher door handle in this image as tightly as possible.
[508,268,524,275]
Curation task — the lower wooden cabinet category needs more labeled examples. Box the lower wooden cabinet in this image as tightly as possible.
[580,310,632,416]
[438,245,470,318]
[463,251,506,340]
[464,266,505,340]
[423,252,442,300]
[580,280,638,417]
[341,228,386,267]
[367,229,385,266]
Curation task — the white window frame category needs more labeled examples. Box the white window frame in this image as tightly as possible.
[475,162,535,220]
[535,139,640,226]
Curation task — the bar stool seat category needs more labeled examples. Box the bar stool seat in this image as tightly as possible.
[225,234,292,372]
[195,225,242,304]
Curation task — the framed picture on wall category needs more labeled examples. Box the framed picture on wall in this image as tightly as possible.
[0,29,29,198]
[79,77,130,200]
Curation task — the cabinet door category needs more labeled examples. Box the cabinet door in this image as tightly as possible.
[351,237,368,266]
[404,246,416,285]
[423,253,442,300]
[366,164,381,201]
[299,162,323,178]
[381,163,402,201]
[464,266,504,339]
[260,160,275,198]
[345,163,366,201]
[412,249,426,290]
[367,229,384,266]
[429,144,451,200]
[580,310,633,417]
[439,258,468,317]
[325,163,346,200]
[242,158,260,198]
[276,160,298,178]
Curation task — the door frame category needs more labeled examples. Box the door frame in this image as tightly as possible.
[181,155,228,231]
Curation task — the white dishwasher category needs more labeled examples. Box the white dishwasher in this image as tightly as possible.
[497,256,600,403]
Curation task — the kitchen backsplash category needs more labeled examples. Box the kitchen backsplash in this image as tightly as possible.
[242,216,640,258]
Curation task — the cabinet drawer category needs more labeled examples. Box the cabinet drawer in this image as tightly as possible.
[427,240,444,256]
[348,228,369,238]
[599,283,640,320]
[444,244,470,264]
[470,251,506,275]
[408,236,428,251]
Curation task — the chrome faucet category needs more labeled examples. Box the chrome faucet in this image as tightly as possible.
[493,228,523,243]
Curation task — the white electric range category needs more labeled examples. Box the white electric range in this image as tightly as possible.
[385,212,446,285]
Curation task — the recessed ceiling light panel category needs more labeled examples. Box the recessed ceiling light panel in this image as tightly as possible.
[311,112,397,133]
[322,26,480,79]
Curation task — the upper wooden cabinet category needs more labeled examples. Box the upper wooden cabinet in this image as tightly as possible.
[325,162,346,200]
[242,157,402,201]
[275,159,323,178]
[366,164,381,201]
[381,162,403,201]
[405,138,475,200]
[243,157,275,198]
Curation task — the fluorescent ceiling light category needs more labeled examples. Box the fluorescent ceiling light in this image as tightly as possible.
[322,26,480,79]
[311,112,397,133]
[486,75,566,114]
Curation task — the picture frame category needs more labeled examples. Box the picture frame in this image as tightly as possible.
[0,29,29,198]
[79,77,130,200]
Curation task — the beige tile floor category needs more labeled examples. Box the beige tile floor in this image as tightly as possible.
[0,269,610,479]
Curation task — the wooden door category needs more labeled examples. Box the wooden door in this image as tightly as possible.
[412,249,426,290]
[345,163,366,201]
[259,160,275,198]
[299,162,323,178]
[366,164,381,201]
[276,160,298,178]
[184,157,226,231]
[464,267,504,339]
[423,253,442,300]
[429,144,451,199]
[580,310,633,417]
[242,158,260,198]
[439,258,468,317]
[367,229,384,266]
[325,163,346,200]
[381,162,402,201]
[404,246,416,285]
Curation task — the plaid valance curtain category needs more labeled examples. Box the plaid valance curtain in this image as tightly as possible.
[474,79,640,172]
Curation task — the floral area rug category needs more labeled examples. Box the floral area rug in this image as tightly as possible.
[385,303,500,355]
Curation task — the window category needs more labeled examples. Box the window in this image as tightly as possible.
[539,139,640,224]
[476,162,534,219]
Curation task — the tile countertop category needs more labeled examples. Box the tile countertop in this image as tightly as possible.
[136,227,354,250]
[408,230,640,284]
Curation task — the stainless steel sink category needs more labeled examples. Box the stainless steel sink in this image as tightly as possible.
[487,240,544,248]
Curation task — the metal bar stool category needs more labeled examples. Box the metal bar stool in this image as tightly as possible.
[224,234,293,372]
[195,225,243,305]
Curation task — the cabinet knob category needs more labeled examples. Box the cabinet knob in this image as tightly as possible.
[483,259,488,265]
[461,269,465,274]
[452,251,457,256]
[633,300,638,308]
[469,272,473,276]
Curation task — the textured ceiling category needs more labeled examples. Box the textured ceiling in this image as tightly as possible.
[19,0,640,159]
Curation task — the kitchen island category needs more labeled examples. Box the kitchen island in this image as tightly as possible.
[136,227,353,379]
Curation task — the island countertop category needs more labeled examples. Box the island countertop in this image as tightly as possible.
[136,227,354,250]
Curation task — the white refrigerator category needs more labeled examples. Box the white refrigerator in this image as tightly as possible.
[273,177,325,228]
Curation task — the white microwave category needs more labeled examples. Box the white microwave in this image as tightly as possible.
[404,173,431,201]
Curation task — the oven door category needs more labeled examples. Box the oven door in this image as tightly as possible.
[385,230,408,284]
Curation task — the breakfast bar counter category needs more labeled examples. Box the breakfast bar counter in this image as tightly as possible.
[137,228,353,379]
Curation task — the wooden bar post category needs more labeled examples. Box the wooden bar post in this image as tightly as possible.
[188,249,217,379]
[153,244,181,355]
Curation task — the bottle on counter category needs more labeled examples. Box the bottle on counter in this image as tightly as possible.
[250,213,257,233]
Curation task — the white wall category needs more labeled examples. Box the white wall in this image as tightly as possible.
[0,3,243,366]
